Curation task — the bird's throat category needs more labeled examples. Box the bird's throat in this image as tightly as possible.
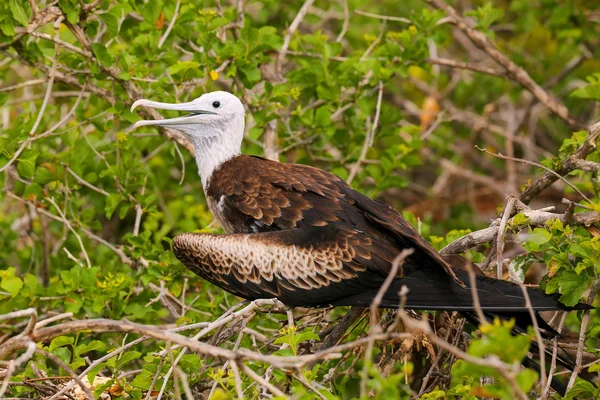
[191,125,243,189]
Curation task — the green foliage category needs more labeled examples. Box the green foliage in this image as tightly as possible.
[452,320,538,399]
[274,325,320,356]
[1,0,599,399]
[516,219,596,307]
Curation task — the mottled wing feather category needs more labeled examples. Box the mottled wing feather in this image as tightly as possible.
[172,226,395,306]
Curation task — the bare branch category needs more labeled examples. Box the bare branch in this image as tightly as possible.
[423,0,582,130]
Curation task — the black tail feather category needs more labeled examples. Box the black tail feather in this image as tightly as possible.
[334,270,590,312]
[330,270,594,396]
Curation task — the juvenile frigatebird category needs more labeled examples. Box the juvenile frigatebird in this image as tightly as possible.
[131,91,589,391]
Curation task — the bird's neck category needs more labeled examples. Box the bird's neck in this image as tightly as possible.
[192,116,244,188]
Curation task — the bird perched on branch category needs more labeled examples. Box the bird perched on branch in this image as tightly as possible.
[131,91,590,392]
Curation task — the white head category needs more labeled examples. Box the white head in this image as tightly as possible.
[131,91,245,187]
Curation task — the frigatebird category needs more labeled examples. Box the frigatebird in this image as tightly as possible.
[131,91,590,391]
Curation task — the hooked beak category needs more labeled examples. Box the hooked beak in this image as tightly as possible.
[131,99,217,129]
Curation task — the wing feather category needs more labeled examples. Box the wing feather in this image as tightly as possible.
[172,226,382,305]
[205,155,463,289]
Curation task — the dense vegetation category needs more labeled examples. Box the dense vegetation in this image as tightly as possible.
[1,0,600,398]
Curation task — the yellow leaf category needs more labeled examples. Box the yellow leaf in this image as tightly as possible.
[210,70,219,81]
[420,95,440,131]
[155,12,165,30]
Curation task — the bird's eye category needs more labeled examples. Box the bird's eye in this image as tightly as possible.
[212,101,220,108]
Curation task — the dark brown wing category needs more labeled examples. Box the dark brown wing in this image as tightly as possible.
[206,155,463,284]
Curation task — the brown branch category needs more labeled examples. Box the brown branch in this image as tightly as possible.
[496,196,516,278]
[396,296,528,400]
[428,57,506,77]
[566,283,599,392]
[519,121,600,204]
[477,145,591,203]
[35,348,93,400]
[361,249,413,397]
[423,0,582,130]
[276,0,316,76]
[440,202,600,255]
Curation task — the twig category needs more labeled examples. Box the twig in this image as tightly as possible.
[360,248,413,397]
[517,282,547,398]
[0,342,36,398]
[476,145,591,203]
[174,367,194,400]
[355,9,411,23]
[360,22,386,62]
[173,142,186,185]
[496,196,516,279]
[34,313,73,329]
[440,204,600,255]
[36,348,94,400]
[263,120,279,161]
[566,284,599,392]
[242,363,288,398]
[465,263,487,325]
[66,167,109,196]
[276,0,316,75]
[439,158,506,197]
[0,78,46,93]
[336,0,349,42]
[396,300,528,400]
[427,57,506,77]
[157,0,181,49]
[28,30,92,59]
[230,361,245,400]
[348,81,383,184]
[45,197,92,268]
[423,0,581,130]
[520,121,600,204]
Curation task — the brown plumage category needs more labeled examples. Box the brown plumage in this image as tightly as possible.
[132,91,592,395]
[172,155,580,313]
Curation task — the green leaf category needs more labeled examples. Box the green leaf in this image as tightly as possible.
[130,369,156,390]
[510,213,530,228]
[0,93,8,106]
[17,151,38,179]
[556,271,588,306]
[75,340,107,357]
[92,43,114,65]
[529,228,551,244]
[0,21,16,36]
[315,106,332,127]
[49,336,74,352]
[516,368,538,392]
[87,363,105,386]
[588,363,600,373]
[564,379,600,400]
[58,0,79,23]
[105,193,121,218]
[168,61,200,76]
[570,83,600,100]
[1,276,23,297]
[100,13,119,37]
[94,379,114,398]
[116,351,142,368]
[9,0,29,25]
[525,228,552,251]
[421,390,446,400]
[295,330,320,344]
[180,354,203,373]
